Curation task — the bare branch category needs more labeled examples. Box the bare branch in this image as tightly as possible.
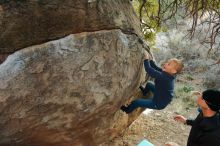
[136,0,220,51]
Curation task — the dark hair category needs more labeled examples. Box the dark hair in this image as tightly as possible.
[202,89,220,111]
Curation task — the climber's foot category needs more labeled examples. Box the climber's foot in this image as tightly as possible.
[120,105,130,114]
[139,85,147,96]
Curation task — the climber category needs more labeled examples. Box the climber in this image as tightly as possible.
[121,50,184,113]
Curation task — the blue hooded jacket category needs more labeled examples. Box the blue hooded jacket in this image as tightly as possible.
[144,59,176,108]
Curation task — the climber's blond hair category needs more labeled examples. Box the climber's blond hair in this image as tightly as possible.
[170,58,184,74]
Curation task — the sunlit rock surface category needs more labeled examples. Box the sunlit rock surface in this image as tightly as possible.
[0,0,149,145]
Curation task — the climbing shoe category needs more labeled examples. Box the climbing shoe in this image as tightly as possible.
[139,85,147,96]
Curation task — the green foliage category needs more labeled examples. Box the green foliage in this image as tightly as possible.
[143,31,156,45]
[174,84,197,108]
[175,85,193,96]
[132,0,220,50]
[132,0,162,45]
[182,0,220,14]
[182,86,194,93]
[186,75,194,81]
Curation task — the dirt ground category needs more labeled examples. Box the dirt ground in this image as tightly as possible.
[103,98,198,146]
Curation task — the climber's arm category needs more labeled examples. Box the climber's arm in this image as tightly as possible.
[144,59,163,78]
[149,60,162,72]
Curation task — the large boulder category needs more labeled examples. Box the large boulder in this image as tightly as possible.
[0,0,141,53]
[0,0,150,145]
[0,30,147,146]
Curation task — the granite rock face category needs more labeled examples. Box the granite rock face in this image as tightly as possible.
[0,0,150,145]
[0,30,147,146]
[0,0,141,53]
